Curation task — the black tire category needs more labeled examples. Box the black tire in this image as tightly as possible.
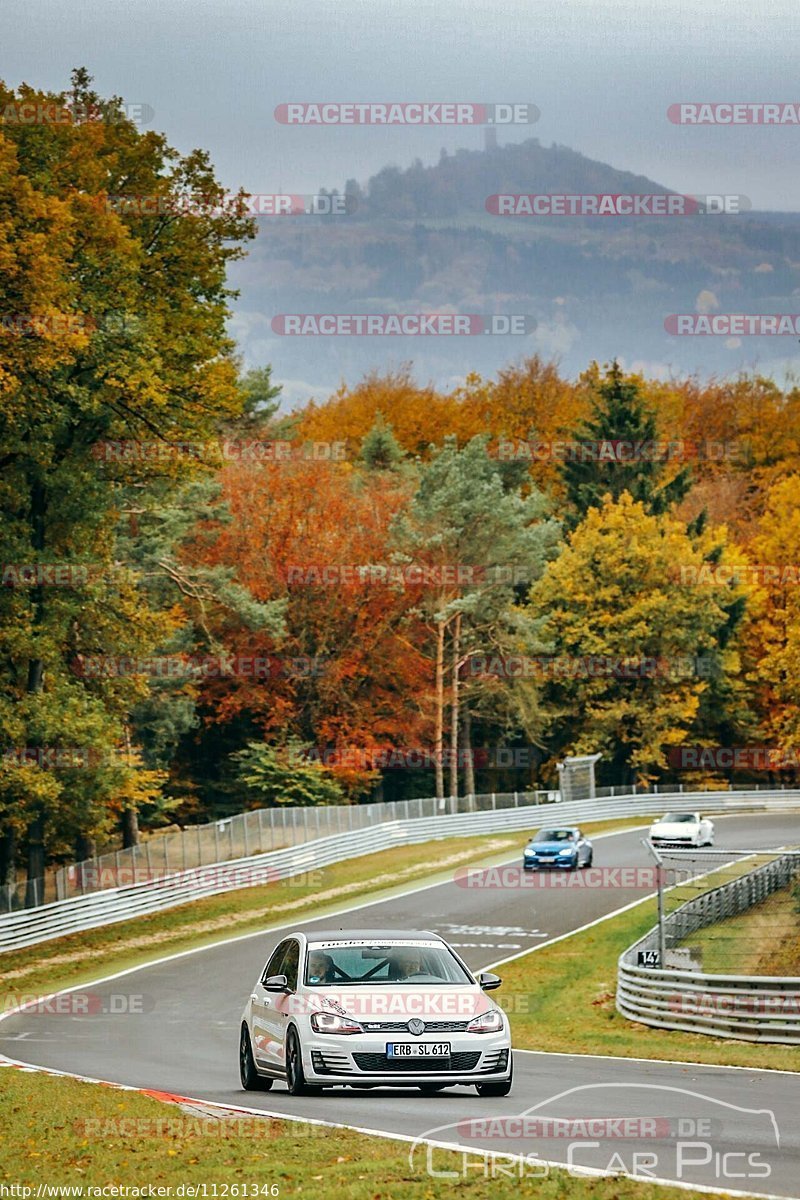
[583,852,593,868]
[285,1028,322,1096]
[418,1084,447,1094]
[240,1024,273,1091]
[476,1055,513,1097]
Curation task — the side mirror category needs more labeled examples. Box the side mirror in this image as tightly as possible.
[263,973,290,993]
[478,971,501,991]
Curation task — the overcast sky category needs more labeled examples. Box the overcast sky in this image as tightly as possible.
[3,0,799,209]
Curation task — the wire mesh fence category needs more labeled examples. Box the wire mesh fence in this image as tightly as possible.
[0,788,556,912]
[647,847,800,974]
[0,778,794,914]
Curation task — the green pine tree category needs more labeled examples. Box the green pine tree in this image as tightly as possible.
[561,362,691,526]
[359,413,405,470]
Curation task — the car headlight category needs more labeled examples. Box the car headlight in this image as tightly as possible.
[558,847,576,856]
[310,1011,363,1035]
[466,1008,504,1034]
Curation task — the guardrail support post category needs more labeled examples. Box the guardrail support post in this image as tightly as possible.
[643,837,666,967]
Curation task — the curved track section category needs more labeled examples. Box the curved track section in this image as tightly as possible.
[2,815,799,1197]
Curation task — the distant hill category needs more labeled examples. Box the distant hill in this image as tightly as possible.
[227,138,800,406]
[349,139,677,218]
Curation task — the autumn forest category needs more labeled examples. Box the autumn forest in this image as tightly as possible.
[2,72,800,889]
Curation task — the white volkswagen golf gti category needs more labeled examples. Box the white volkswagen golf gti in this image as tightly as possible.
[239,929,512,1096]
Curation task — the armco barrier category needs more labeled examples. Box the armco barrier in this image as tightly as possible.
[13,789,554,910]
[1,789,798,953]
[7,780,795,910]
[617,852,800,1044]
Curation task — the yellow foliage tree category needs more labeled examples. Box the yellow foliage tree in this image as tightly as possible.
[528,492,749,782]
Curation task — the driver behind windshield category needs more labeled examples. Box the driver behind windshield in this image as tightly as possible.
[391,948,423,980]
[307,950,336,984]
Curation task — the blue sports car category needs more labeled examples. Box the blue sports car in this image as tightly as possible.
[523,826,593,871]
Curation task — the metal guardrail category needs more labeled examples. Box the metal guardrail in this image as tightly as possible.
[5,779,795,911]
[617,852,800,1044]
[1,789,798,954]
[3,789,554,911]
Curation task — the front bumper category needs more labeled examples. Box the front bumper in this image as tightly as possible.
[302,1030,511,1086]
[523,856,577,869]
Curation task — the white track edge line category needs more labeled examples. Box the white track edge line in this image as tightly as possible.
[0,1057,786,1200]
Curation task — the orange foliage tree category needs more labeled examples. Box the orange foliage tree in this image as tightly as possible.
[186,458,431,797]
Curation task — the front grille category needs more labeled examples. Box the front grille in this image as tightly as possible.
[353,1051,481,1073]
[360,1020,470,1033]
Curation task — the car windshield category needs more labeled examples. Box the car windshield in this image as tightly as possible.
[304,941,473,986]
[660,813,697,823]
[533,829,576,843]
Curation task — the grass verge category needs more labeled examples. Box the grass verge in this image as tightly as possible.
[0,818,641,1003]
[679,883,800,975]
[496,896,800,1071]
[0,1068,719,1199]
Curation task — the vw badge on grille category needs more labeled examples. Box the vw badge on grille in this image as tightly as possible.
[407,1018,425,1035]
